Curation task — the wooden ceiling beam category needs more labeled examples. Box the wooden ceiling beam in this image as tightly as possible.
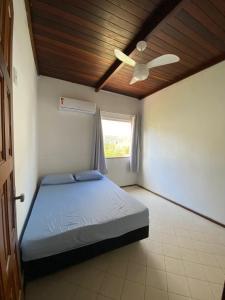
[95,0,183,92]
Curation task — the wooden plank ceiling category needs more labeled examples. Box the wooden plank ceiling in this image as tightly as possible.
[27,0,225,99]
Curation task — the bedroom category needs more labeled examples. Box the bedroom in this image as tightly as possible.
[0,0,225,299]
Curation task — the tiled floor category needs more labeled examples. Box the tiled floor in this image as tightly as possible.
[26,186,225,300]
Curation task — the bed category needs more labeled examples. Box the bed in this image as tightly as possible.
[21,175,149,278]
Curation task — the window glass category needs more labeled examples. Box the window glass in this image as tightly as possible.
[102,118,132,158]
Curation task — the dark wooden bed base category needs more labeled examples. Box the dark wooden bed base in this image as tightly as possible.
[23,225,149,280]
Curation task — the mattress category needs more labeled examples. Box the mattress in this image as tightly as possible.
[21,177,149,261]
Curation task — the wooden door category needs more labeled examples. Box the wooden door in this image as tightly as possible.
[0,0,23,300]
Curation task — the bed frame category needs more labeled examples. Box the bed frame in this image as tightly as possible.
[23,225,149,280]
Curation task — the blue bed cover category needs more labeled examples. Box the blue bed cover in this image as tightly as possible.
[21,177,149,261]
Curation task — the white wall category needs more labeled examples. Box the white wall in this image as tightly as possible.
[38,76,140,186]
[140,60,225,224]
[13,0,38,236]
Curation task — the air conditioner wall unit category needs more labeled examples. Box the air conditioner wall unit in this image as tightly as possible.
[59,97,96,114]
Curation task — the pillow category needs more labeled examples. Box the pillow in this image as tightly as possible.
[75,170,103,181]
[41,173,75,185]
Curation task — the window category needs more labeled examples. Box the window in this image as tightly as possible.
[102,116,132,158]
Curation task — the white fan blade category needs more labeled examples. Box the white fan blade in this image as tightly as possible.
[147,54,180,69]
[129,77,139,85]
[114,49,136,67]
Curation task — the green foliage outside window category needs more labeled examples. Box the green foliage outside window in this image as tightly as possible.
[104,136,130,158]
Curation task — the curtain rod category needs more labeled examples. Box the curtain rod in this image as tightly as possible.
[100,110,135,118]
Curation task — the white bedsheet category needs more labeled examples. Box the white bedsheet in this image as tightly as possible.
[21,177,149,261]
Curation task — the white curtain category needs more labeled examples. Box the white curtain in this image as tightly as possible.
[130,114,141,172]
[91,108,107,174]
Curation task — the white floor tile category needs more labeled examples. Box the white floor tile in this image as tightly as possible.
[163,244,182,259]
[188,278,214,300]
[167,273,190,297]
[209,283,224,300]
[146,268,167,291]
[183,261,206,280]
[121,280,145,300]
[145,286,169,300]
[107,257,127,278]
[198,252,220,267]
[216,255,225,269]
[168,293,191,300]
[126,262,146,284]
[165,257,185,275]
[99,274,124,299]
[147,253,165,271]
[203,265,225,284]
[73,287,97,300]
[75,268,105,292]
[148,240,164,255]
[180,248,200,264]
[96,295,112,300]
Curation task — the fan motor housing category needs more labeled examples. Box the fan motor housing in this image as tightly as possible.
[136,41,147,52]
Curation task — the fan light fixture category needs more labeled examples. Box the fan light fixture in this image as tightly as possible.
[114,41,180,85]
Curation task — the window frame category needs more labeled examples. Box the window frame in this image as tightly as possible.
[101,111,133,159]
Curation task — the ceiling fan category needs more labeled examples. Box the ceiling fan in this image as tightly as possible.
[114,41,180,85]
